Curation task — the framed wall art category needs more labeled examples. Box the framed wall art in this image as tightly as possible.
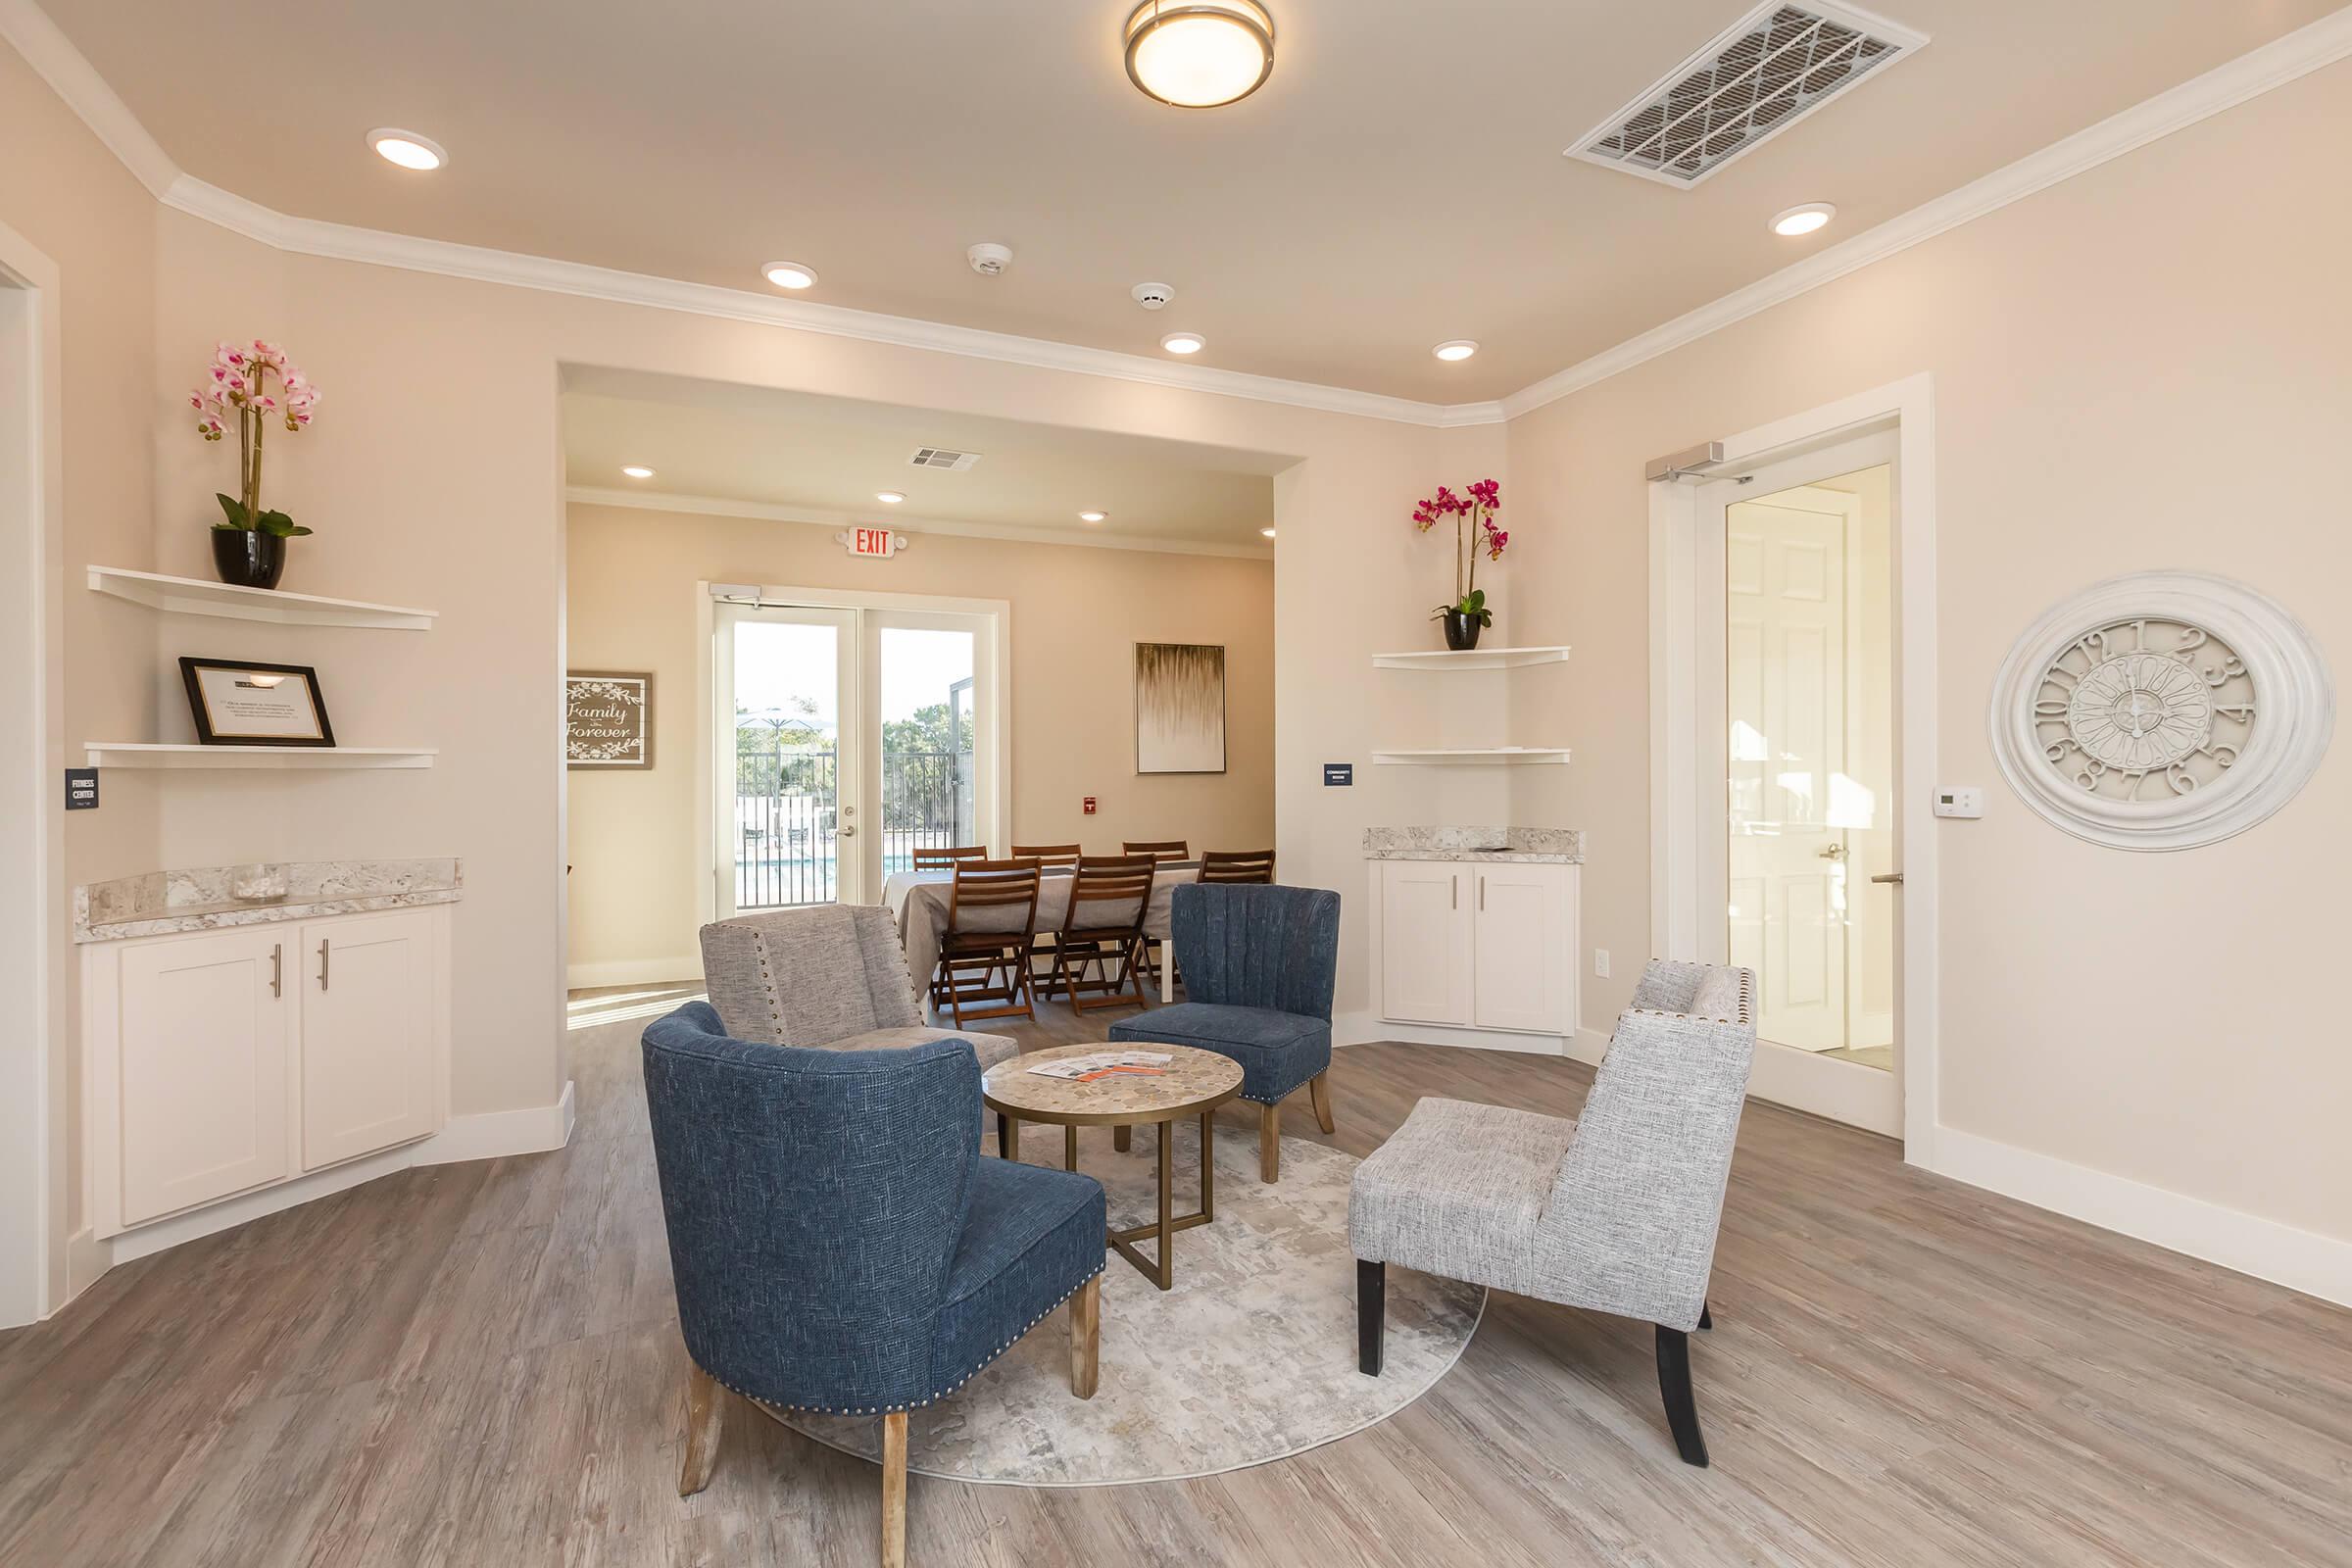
[178,657,335,746]
[567,670,655,769]
[1135,642,1226,774]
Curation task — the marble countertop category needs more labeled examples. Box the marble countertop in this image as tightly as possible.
[75,858,463,943]
[1362,827,1585,864]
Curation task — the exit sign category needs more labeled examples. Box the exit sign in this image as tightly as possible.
[838,527,909,559]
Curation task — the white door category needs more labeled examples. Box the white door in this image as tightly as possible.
[118,929,293,1225]
[299,911,438,1169]
[1472,863,1578,1034]
[862,610,997,889]
[1379,862,1473,1026]
[716,604,859,910]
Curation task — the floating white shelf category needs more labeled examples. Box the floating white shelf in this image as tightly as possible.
[1372,645,1570,670]
[84,744,438,771]
[87,566,437,631]
[1372,747,1572,766]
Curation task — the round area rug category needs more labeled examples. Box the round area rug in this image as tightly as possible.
[770,1122,1484,1487]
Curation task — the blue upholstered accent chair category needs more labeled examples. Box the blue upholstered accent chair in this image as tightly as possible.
[1107,882,1341,1183]
[643,1002,1105,1568]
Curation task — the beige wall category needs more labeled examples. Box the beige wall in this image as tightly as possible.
[565,503,1275,977]
[1503,63,2351,1243]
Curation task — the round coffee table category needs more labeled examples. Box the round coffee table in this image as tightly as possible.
[983,1043,1243,1291]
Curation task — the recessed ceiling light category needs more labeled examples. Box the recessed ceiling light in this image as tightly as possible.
[761,261,819,290]
[1433,340,1479,362]
[1160,331,1205,356]
[1079,511,1107,523]
[1770,202,1837,237]
[1125,1,1276,109]
[620,466,656,479]
[368,128,446,172]
[1260,527,1276,538]
[876,490,906,505]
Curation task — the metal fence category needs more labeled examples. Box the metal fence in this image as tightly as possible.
[734,746,971,908]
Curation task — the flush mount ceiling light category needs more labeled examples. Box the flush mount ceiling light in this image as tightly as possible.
[1260,527,1276,538]
[761,261,819,290]
[620,465,656,479]
[1079,511,1108,523]
[1125,1,1276,109]
[1770,202,1837,237]
[1433,340,1480,362]
[875,490,906,504]
[367,128,446,171]
[1159,331,1205,356]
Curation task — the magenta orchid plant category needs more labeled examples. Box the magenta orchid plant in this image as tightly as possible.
[191,340,321,537]
[1412,477,1507,628]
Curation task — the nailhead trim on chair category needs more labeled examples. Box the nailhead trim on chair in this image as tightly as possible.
[719,1263,1106,1416]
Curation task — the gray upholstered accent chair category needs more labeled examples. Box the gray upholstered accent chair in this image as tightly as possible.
[1349,960,1756,1466]
[700,906,1023,1145]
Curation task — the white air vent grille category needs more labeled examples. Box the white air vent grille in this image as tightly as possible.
[908,447,982,471]
[1568,2,1926,187]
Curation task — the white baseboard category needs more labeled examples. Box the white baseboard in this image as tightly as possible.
[1335,1009,1569,1056]
[1927,1125,2352,1308]
[65,1226,110,1303]
[416,1079,575,1165]
[106,1082,578,1267]
[566,956,702,989]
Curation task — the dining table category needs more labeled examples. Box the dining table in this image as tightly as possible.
[882,860,1200,1009]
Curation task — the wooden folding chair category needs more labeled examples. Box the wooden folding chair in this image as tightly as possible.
[1010,843,1082,868]
[1052,855,1153,1015]
[937,858,1044,1027]
[1122,841,1188,989]
[912,845,989,871]
[1199,849,1275,884]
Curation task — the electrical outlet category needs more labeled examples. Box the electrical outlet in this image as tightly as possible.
[1593,949,1611,979]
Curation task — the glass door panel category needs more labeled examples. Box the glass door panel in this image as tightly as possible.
[716,605,858,911]
[876,626,977,876]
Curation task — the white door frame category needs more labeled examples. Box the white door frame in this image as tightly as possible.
[695,582,1010,926]
[1649,373,1939,1160]
[0,220,69,1325]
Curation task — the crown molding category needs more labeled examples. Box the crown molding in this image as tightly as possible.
[565,486,1275,562]
[1500,5,2352,421]
[11,0,2351,429]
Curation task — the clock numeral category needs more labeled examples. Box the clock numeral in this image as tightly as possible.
[2174,626,2207,657]
[2214,704,2256,724]
[2201,744,2238,768]
[2201,657,2245,689]
[2074,759,2107,792]
[2165,761,2199,795]
[2041,664,2080,691]
[2042,737,2079,763]
[2033,699,2070,718]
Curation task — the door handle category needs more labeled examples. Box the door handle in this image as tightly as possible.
[270,943,283,998]
[318,937,331,991]
[1818,843,1847,860]
[1871,872,1905,885]
[840,825,858,837]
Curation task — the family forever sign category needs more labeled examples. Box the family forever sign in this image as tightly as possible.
[566,671,654,768]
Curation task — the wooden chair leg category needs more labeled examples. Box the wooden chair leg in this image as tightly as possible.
[1259,1101,1281,1183]
[880,1410,908,1568]
[1655,1325,1710,1467]
[1357,1259,1385,1376]
[1308,1071,1335,1135]
[1069,1275,1101,1398]
[678,1361,724,1496]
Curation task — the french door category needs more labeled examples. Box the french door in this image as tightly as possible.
[712,593,1002,915]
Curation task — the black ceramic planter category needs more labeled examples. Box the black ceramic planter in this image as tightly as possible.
[1442,608,1484,652]
[212,528,287,590]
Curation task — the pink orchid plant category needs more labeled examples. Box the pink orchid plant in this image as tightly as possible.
[191,340,321,537]
[1412,477,1508,629]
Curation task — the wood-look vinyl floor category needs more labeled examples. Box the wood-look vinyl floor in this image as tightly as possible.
[3,990,2348,1567]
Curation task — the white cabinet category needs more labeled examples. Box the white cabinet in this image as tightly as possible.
[1372,859,1580,1038]
[298,910,440,1170]
[86,905,449,1238]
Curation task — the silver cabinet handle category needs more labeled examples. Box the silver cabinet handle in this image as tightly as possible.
[1871,872,1905,885]
[318,937,331,991]
[1450,875,1457,910]
[270,943,283,998]
[1479,875,1486,910]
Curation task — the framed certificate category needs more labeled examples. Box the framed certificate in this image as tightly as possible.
[178,658,336,746]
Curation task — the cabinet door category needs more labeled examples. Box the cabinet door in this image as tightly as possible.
[299,910,439,1170]
[1378,862,1474,1026]
[119,928,294,1225]
[1473,864,1578,1034]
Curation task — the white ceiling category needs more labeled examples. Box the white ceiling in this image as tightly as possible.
[561,369,1282,550]
[36,0,2345,400]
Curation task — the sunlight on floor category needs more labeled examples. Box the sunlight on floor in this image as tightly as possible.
[566,984,706,1031]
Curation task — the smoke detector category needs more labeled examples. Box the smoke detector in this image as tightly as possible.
[1131,281,1176,311]
[967,242,1014,276]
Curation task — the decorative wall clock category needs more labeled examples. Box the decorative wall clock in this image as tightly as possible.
[1989,571,2332,850]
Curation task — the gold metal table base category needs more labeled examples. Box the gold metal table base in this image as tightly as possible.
[1004,1109,1217,1292]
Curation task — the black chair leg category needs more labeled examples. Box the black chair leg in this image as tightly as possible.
[1698,1300,1712,1332]
[1357,1259,1385,1376]
[1655,1325,1709,1467]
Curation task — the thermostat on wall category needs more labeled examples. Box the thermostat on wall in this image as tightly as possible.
[1933,786,1984,819]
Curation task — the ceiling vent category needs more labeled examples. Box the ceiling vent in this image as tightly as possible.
[1567,2,1927,187]
[908,447,982,471]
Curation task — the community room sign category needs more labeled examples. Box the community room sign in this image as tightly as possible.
[566,671,654,768]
